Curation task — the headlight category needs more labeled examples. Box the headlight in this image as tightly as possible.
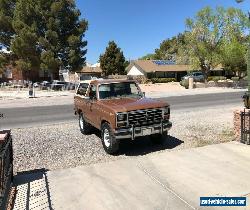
[117,113,127,121]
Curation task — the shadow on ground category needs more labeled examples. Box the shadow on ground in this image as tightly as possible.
[13,168,53,210]
[118,135,184,156]
[90,128,184,156]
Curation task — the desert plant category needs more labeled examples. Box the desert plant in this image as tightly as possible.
[207,76,226,82]
[180,79,189,89]
[231,77,240,81]
[243,76,248,81]
[127,75,150,84]
[151,78,177,83]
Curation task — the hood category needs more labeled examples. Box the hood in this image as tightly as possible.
[98,97,169,113]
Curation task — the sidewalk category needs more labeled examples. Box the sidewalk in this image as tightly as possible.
[0,89,74,100]
[13,141,250,210]
[145,87,247,98]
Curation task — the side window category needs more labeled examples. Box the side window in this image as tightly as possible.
[77,83,89,96]
[99,84,111,99]
[130,83,140,95]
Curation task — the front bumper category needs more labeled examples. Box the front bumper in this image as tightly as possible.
[114,121,172,140]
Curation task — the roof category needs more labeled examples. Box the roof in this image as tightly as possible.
[127,60,191,73]
[79,79,135,85]
[127,60,223,73]
[91,79,135,85]
[78,66,102,73]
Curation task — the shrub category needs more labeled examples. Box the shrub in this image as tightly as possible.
[150,78,177,84]
[108,75,127,79]
[231,77,239,81]
[207,76,226,82]
[180,79,189,89]
[127,75,150,84]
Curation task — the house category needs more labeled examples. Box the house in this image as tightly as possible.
[0,64,40,83]
[126,60,224,81]
[76,66,102,80]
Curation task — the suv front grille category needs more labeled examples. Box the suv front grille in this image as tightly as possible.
[128,108,163,126]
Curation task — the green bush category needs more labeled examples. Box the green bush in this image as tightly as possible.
[180,79,189,89]
[151,78,177,83]
[207,76,226,82]
[231,77,239,81]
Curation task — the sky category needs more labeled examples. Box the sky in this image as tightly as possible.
[76,0,249,64]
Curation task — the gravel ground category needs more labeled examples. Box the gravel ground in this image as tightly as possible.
[12,105,236,174]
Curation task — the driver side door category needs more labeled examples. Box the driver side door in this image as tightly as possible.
[85,84,99,127]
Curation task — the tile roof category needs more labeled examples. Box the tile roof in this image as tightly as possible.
[127,60,223,73]
[130,60,191,73]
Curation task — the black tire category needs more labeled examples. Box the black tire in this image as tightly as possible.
[101,122,119,154]
[150,132,168,144]
[79,113,92,134]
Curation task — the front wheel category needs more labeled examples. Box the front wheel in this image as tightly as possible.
[101,122,119,154]
[150,132,168,144]
[79,113,92,134]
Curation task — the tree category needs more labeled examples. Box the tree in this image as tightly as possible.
[99,41,126,76]
[41,0,88,77]
[0,0,16,49]
[0,0,17,74]
[0,53,7,74]
[0,0,88,81]
[220,38,248,77]
[154,33,186,61]
[139,53,156,60]
[139,33,190,64]
[236,0,250,93]
[185,6,249,82]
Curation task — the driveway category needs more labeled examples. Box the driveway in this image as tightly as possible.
[13,141,250,210]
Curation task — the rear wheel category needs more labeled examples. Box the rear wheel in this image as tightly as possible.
[101,122,119,154]
[79,113,92,134]
[150,132,168,144]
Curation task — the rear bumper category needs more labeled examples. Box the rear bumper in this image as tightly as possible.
[114,121,172,140]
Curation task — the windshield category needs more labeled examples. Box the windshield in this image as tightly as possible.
[99,82,142,99]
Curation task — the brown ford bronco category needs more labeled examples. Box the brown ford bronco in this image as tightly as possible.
[74,79,172,154]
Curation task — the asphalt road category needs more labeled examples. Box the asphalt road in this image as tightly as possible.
[0,91,243,129]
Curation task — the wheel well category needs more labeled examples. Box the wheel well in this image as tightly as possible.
[101,120,109,127]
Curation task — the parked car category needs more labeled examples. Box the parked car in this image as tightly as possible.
[181,72,205,82]
[33,82,40,88]
[50,80,66,90]
[65,82,77,90]
[40,81,51,90]
[74,79,172,154]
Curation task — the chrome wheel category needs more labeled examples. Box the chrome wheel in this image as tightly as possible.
[79,115,84,130]
[103,129,111,147]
